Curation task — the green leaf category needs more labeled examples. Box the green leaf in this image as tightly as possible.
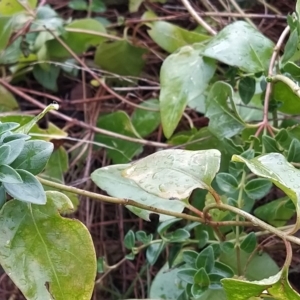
[33,64,60,91]
[273,81,300,114]
[0,0,37,15]
[0,85,19,112]
[196,246,214,273]
[262,135,281,153]
[283,61,300,79]
[91,165,185,221]
[0,164,22,183]
[205,81,245,139]
[3,169,46,204]
[281,29,299,65]
[216,173,239,194]
[89,0,106,12]
[194,268,210,287]
[94,40,146,77]
[254,197,295,227]
[244,178,272,200]
[0,17,13,52]
[177,268,197,284]
[222,267,300,300]
[0,145,11,166]
[0,191,96,300]
[2,139,25,165]
[232,153,300,223]
[34,6,64,31]
[16,103,59,134]
[157,218,181,236]
[238,77,256,105]
[191,282,208,298]
[182,250,198,268]
[146,242,165,265]
[287,139,300,163]
[147,21,210,53]
[165,228,190,242]
[220,242,235,254]
[160,46,216,138]
[124,230,135,249]
[47,18,107,59]
[131,99,161,137]
[198,230,209,248]
[168,244,182,268]
[150,261,185,299]
[68,0,88,10]
[202,21,274,73]
[0,122,19,134]
[122,149,221,199]
[212,261,234,278]
[129,0,143,12]
[150,258,226,300]
[10,140,53,175]
[135,231,152,244]
[95,111,143,164]
[0,185,6,208]
[240,232,257,253]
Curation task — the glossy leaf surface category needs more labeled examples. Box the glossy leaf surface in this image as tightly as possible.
[202,21,274,73]
[122,149,221,199]
[91,164,185,221]
[205,81,245,139]
[159,46,216,138]
[0,191,96,300]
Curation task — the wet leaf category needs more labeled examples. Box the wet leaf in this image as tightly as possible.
[159,46,216,138]
[205,81,245,139]
[202,21,273,73]
[91,164,185,221]
[232,153,300,222]
[95,111,143,164]
[0,191,96,300]
[147,20,210,53]
[222,267,300,300]
[131,99,161,137]
[122,149,221,199]
[94,40,146,77]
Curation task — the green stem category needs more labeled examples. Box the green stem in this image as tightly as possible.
[203,203,300,246]
[38,177,206,223]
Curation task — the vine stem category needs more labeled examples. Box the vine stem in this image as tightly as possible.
[203,203,300,246]
[38,177,251,227]
[181,0,216,35]
[255,25,290,137]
